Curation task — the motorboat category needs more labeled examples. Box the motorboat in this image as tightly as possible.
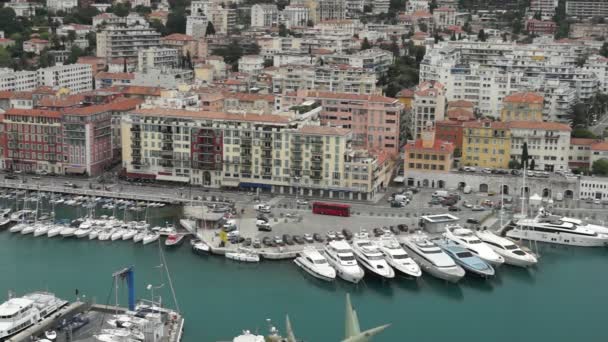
[294,247,336,281]
[443,225,505,266]
[225,252,260,263]
[0,292,67,339]
[98,228,116,241]
[133,231,146,243]
[59,226,76,237]
[476,230,538,267]
[401,233,465,283]
[9,222,27,233]
[506,209,608,247]
[33,224,51,237]
[351,234,395,279]
[540,207,608,235]
[374,236,421,278]
[74,227,91,238]
[436,240,495,278]
[143,231,160,245]
[10,210,34,223]
[89,229,101,240]
[110,228,126,241]
[191,239,210,255]
[165,233,184,247]
[323,240,365,283]
[122,229,138,240]
[21,223,39,235]
[0,209,11,229]
[47,225,64,238]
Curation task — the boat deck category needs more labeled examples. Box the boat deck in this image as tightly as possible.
[6,301,87,342]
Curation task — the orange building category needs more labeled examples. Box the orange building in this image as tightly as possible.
[500,92,544,122]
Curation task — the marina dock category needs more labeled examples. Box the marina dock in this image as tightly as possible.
[7,301,88,342]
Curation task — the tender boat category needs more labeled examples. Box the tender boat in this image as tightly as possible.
[351,234,394,279]
[401,233,465,283]
[191,239,210,255]
[142,231,160,245]
[443,225,505,266]
[59,226,76,237]
[33,224,51,237]
[506,209,608,247]
[225,252,260,263]
[375,236,421,278]
[0,292,67,339]
[436,240,495,278]
[164,233,184,247]
[323,240,365,283]
[476,230,538,267]
[294,247,336,281]
[47,225,64,238]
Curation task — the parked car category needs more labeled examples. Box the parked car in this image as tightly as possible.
[397,224,408,232]
[482,168,492,174]
[313,233,324,242]
[390,200,405,208]
[273,236,284,246]
[256,220,271,232]
[283,234,294,245]
[293,235,305,244]
[373,227,384,237]
[594,198,601,205]
[326,231,337,241]
[243,238,252,247]
[256,214,269,222]
[462,201,473,208]
[304,233,314,243]
[254,204,271,213]
[262,237,273,247]
[296,199,309,205]
[4,174,17,180]
[252,239,261,248]
[390,226,400,235]
[448,205,461,212]
[472,205,485,211]
[466,218,480,225]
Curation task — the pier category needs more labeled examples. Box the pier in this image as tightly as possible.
[7,301,88,342]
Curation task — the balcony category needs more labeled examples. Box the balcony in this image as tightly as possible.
[241,158,252,165]
[161,150,173,158]
[132,135,141,141]
[311,149,323,155]
[292,154,302,161]
[159,160,173,168]
[292,143,302,152]
[261,144,272,150]
[162,144,173,151]
[162,135,173,142]
[130,143,141,149]
[312,140,323,145]
[262,162,272,167]
[311,164,322,171]
[130,126,141,132]
[311,172,322,180]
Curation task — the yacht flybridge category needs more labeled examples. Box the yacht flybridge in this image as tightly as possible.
[476,230,538,267]
[351,234,395,279]
[324,240,364,284]
[443,225,505,266]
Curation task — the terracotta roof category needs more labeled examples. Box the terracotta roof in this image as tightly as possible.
[38,94,85,108]
[4,108,61,119]
[312,48,333,55]
[446,108,475,121]
[33,86,56,95]
[0,38,14,43]
[297,126,350,136]
[161,33,195,41]
[436,119,465,127]
[396,89,415,97]
[463,120,510,129]
[95,72,135,80]
[63,98,143,116]
[26,39,49,44]
[222,92,274,102]
[291,90,398,103]
[591,141,608,151]
[448,100,474,108]
[130,108,291,124]
[508,121,571,131]
[0,91,33,100]
[105,85,163,97]
[446,25,464,33]
[571,138,598,145]
[412,10,432,18]
[412,32,430,39]
[503,92,544,104]
[405,138,454,153]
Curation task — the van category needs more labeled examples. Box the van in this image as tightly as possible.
[463,186,472,194]
[432,190,449,198]
[394,194,410,203]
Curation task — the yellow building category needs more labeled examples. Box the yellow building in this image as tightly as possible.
[396,88,415,110]
[462,121,511,169]
[500,92,544,122]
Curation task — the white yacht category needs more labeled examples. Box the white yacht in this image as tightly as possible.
[73,227,91,238]
[541,209,608,235]
[98,228,116,241]
[323,240,365,284]
[142,231,160,245]
[59,226,76,237]
[33,224,51,237]
[122,229,138,241]
[0,292,67,339]
[9,222,27,233]
[294,247,336,281]
[374,236,421,278]
[443,225,505,266]
[401,233,465,283]
[351,235,394,279]
[47,225,64,238]
[133,231,145,243]
[506,210,608,247]
[20,223,39,235]
[110,228,126,241]
[476,230,538,267]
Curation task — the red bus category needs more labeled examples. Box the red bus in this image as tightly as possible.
[312,201,351,217]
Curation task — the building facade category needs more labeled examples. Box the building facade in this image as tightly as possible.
[500,92,544,122]
[96,26,161,59]
[37,64,93,94]
[462,121,511,169]
[251,4,279,27]
[186,15,209,39]
[137,47,179,72]
[412,81,446,139]
[509,121,571,172]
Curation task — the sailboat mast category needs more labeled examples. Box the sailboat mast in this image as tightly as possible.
[520,161,527,217]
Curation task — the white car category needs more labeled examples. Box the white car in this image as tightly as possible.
[296,199,309,205]
[594,199,601,205]
[254,204,271,213]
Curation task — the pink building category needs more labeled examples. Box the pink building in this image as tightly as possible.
[282,90,403,156]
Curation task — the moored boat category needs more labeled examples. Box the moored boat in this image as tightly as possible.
[294,247,336,281]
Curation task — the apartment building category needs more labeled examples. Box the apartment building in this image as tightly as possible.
[569,23,608,39]
[5,1,41,17]
[251,4,279,27]
[222,92,274,113]
[160,34,201,58]
[509,121,571,172]
[121,108,389,200]
[435,120,465,154]
[526,19,556,35]
[207,5,237,34]
[92,13,146,28]
[281,89,403,156]
[406,0,429,12]
[314,0,346,22]
[433,7,455,29]
[566,0,608,18]
[500,92,543,122]
[96,26,161,59]
[530,0,557,19]
[569,138,595,170]
[238,55,265,75]
[37,64,93,94]
[282,5,310,28]
[462,121,511,169]
[404,129,454,188]
[323,48,393,76]
[186,15,209,39]
[0,69,37,92]
[412,81,446,139]
[191,0,211,16]
[373,0,389,14]
[137,47,179,72]
[46,0,77,12]
[583,55,608,93]
[590,141,608,166]
[269,64,378,95]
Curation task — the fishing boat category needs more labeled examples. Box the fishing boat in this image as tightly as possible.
[165,233,184,247]
[294,247,336,281]
[225,251,260,263]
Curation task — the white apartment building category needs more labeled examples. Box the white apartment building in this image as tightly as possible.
[137,47,179,72]
[269,64,378,94]
[37,64,93,93]
[344,0,364,13]
[251,4,279,27]
[207,5,236,34]
[186,15,208,39]
[373,0,390,14]
[406,0,429,12]
[412,81,446,139]
[538,79,576,122]
[191,0,211,16]
[324,48,394,76]
[96,26,161,59]
[314,0,346,22]
[433,7,455,29]
[300,30,355,53]
[92,13,147,28]
[282,5,310,28]
[583,54,608,93]
[566,0,608,18]
[273,53,313,67]
[46,0,77,12]
[530,0,558,19]
[0,69,37,92]
[509,121,571,172]
[579,175,608,200]
[238,55,265,75]
[4,1,41,17]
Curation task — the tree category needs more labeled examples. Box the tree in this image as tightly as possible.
[0,8,25,36]
[123,58,127,72]
[67,30,77,42]
[572,128,597,139]
[529,158,535,170]
[166,10,187,34]
[0,47,11,67]
[533,11,541,20]
[106,3,130,17]
[212,40,243,66]
[205,21,216,36]
[418,23,428,33]
[569,102,590,127]
[508,159,520,170]
[361,37,372,50]
[592,159,608,176]
[521,142,529,169]
[601,42,608,58]
[463,21,472,34]
[477,29,487,42]
[278,23,288,37]
[38,49,52,68]
[66,45,84,64]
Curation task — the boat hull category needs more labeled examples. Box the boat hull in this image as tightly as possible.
[294,257,335,281]
[225,252,260,263]
[388,261,422,278]
[506,229,608,247]
[403,246,464,283]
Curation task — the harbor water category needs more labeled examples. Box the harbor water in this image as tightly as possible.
[1,198,608,341]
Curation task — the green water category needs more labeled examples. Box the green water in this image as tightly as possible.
[1,198,608,341]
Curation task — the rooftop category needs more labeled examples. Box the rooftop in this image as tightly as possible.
[131,108,291,124]
[405,138,455,153]
[571,138,598,145]
[508,121,571,131]
[297,126,351,136]
[503,92,544,104]
[4,108,61,119]
[591,141,608,151]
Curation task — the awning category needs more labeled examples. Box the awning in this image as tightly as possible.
[65,166,86,174]
[126,172,156,179]
[156,174,190,182]
[239,182,272,190]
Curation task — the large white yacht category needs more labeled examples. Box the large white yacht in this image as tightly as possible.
[0,292,67,339]
[506,210,608,247]
[294,247,336,281]
[476,230,538,267]
[374,236,421,278]
[443,225,505,266]
[401,233,465,283]
[323,240,365,284]
[351,234,395,279]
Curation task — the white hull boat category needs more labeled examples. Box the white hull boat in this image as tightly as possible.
[443,225,505,266]
[60,227,76,237]
[476,230,538,268]
[324,240,364,284]
[98,229,115,241]
[225,252,260,263]
[47,226,64,238]
[21,224,38,235]
[74,228,90,238]
[89,229,101,240]
[110,229,126,241]
[122,229,137,240]
[294,247,336,281]
[133,232,145,243]
[142,232,160,245]
[33,225,50,237]
[351,235,395,279]
[9,223,27,233]
[375,236,422,278]
[402,234,465,283]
